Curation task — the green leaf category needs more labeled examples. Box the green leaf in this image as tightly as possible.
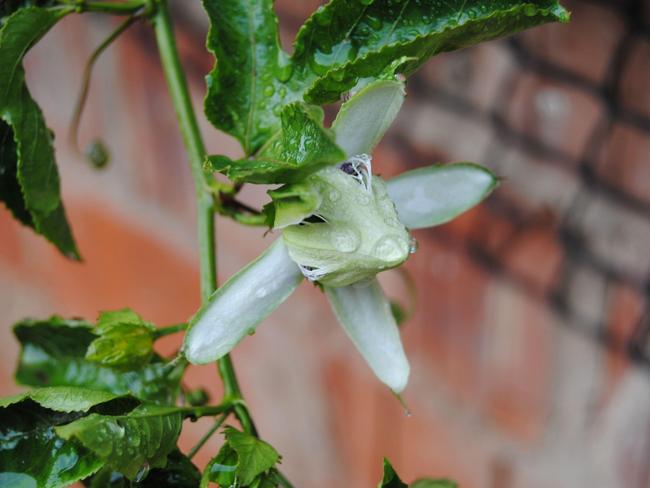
[14,317,182,404]
[55,404,183,480]
[202,427,281,487]
[332,79,405,157]
[225,426,280,485]
[86,450,201,487]
[202,0,290,155]
[206,102,345,184]
[86,309,156,369]
[410,480,458,488]
[201,442,237,488]
[291,0,569,104]
[0,6,79,258]
[378,458,407,488]
[264,181,322,229]
[387,163,499,230]
[0,387,136,488]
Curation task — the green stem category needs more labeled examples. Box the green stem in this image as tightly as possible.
[153,322,187,339]
[60,0,147,15]
[152,0,257,436]
[187,412,229,459]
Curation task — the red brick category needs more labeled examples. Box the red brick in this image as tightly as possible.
[500,224,564,295]
[504,72,604,160]
[519,0,625,83]
[620,38,650,118]
[480,281,553,443]
[597,122,650,207]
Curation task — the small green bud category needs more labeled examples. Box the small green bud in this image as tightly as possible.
[282,156,411,287]
[186,388,210,406]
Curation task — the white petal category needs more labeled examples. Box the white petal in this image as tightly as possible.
[333,79,405,157]
[325,279,410,393]
[387,163,499,229]
[184,239,303,364]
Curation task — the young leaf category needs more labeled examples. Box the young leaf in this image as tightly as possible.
[0,387,137,488]
[202,0,290,155]
[55,404,183,480]
[0,6,79,258]
[325,279,410,393]
[378,458,407,488]
[224,426,280,485]
[184,238,303,365]
[201,442,238,488]
[332,79,405,157]
[86,309,156,369]
[206,103,345,184]
[291,0,569,104]
[14,317,182,404]
[386,163,499,230]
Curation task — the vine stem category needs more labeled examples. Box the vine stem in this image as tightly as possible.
[152,0,257,435]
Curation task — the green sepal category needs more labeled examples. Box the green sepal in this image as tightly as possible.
[0,6,79,259]
[332,79,405,157]
[202,0,290,155]
[86,309,156,369]
[378,458,407,488]
[291,0,569,104]
[206,103,345,184]
[264,181,322,229]
[13,317,182,404]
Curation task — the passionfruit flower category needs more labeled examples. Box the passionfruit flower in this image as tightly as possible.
[184,80,498,393]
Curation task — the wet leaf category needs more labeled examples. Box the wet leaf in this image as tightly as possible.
[0,6,78,258]
[14,317,181,404]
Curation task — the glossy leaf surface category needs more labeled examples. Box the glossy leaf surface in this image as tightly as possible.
[55,404,183,480]
[292,0,569,103]
[387,163,499,229]
[202,0,289,155]
[207,103,344,184]
[0,6,78,258]
[184,239,303,364]
[14,317,181,404]
[0,387,136,488]
[86,450,201,488]
[325,279,410,392]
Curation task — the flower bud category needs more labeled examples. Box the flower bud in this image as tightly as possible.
[282,155,411,287]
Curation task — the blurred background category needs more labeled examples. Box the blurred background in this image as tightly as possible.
[1,0,649,486]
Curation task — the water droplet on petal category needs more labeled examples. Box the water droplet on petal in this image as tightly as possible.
[373,235,408,262]
[135,463,150,482]
[408,236,419,254]
[330,227,360,253]
[328,189,341,202]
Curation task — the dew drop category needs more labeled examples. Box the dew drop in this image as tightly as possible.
[263,86,274,97]
[255,286,269,298]
[273,105,282,116]
[373,235,408,262]
[135,463,150,483]
[408,236,419,254]
[356,193,371,205]
[278,86,287,97]
[330,227,360,253]
[328,189,341,202]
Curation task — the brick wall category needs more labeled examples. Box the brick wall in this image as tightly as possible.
[1,1,649,487]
